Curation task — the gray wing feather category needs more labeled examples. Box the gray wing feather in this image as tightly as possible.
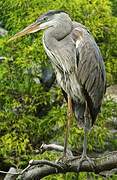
[72,23,106,124]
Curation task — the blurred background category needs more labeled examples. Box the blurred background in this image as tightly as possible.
[0,0,117,179]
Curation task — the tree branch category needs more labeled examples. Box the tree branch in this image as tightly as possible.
[39,143,73,157]
[3,151,117,180]
[2,144,117,179]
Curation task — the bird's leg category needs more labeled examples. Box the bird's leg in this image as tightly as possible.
[77,126,90,169]
[82,126,88,158]
[63,95,73,157]
[58,95,73,162]
[77,102,95,171]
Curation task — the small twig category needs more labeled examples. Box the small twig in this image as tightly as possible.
[0,170,19,175]
[20,165,31,175]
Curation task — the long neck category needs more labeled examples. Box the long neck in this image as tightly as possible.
[43,16,72,50]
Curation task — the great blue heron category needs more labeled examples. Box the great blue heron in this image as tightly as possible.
[9,10,106,166]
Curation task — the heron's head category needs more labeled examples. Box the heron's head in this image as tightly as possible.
[8,10,70,41]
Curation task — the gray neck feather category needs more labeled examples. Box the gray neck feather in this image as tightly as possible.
[43,14,72,50]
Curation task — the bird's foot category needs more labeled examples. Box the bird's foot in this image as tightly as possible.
[57,153,70,163]
[77,154,95,172]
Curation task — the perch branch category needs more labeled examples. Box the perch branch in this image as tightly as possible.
[2,151,117,180]
[2,144,117,179]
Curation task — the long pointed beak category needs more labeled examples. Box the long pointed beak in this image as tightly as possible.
[8,21,41,42]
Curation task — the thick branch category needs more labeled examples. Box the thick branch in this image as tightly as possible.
[17,151,117,179]
[2,144,117,179]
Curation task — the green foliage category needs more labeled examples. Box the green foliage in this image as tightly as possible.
[0,0,117,179]
[110,0,117,16]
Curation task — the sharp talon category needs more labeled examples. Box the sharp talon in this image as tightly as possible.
[75,154,95,172]
[77,156,85,172]
[84,155,95,171]
[58,154,70,163]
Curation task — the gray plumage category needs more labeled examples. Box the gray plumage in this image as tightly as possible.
[42,10,106,128]
[10,10,106,129]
